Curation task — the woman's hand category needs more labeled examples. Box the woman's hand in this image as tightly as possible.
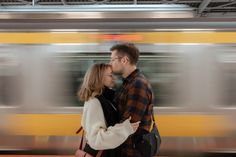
[128,117,140,132]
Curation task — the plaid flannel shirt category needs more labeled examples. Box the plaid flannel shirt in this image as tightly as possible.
[114,69,154,157]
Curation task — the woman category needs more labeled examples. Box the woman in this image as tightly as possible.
[78,63,139,157]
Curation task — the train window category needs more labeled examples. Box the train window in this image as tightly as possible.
[55,53,110,106]
[54,52,183,107]
[138,53,183,107]
[218,52,236,106]
[0,54,20,106]
[60,53,182,107]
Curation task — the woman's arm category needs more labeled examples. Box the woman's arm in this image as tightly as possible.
[82,98,135,150]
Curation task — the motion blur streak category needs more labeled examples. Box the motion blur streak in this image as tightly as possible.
[0,17,236,156]
[0,32,236,43]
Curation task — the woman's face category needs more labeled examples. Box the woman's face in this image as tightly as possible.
[103,67,115,88]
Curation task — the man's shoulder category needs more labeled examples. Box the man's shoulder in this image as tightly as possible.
[128,72,153,95]
[132,72,151,86]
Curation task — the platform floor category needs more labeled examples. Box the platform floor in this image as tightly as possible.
[0,156,165,157]
[0,156,73,157]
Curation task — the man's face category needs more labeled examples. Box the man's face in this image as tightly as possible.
[110,50,123,74]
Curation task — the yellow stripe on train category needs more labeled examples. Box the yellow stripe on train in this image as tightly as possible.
[1,32,236,44]
[3,114,230,137]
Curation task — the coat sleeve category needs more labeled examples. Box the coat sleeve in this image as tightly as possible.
[82,98,134,150]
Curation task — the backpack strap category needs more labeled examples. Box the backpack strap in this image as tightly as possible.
[96,150,103,157]
[76,126,84,150]
[76,126,83,134]
[76,126,104,157]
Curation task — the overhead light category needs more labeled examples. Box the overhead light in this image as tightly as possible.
[0,4,194,18]
[0,4,193,12]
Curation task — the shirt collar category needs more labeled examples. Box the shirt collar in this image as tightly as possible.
[122,69,140,84]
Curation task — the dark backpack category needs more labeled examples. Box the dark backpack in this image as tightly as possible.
[134,113,161,157]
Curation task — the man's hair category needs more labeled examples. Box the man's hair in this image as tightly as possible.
[110,43,139,65]
[78,63,111,101]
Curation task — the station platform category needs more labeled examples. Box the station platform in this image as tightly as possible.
[0,156,166,157]
[0,156,164,157]
[0,156,73,157]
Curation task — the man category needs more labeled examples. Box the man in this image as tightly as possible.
[110,43,154,157]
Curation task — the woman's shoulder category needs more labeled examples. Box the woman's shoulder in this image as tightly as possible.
[83,97,103,116]
[84,97,101,108]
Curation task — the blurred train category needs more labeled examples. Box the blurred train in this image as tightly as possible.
[0,11,236,156]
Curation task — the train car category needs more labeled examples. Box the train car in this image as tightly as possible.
[0,11,236,156]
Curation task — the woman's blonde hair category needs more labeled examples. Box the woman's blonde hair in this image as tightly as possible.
[78,63,112,101]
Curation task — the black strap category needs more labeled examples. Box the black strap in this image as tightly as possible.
[76,126,83,134]
[76,126,102,156]
[79,129,84,150]
[76,126,84,150]
[151,106,157,128]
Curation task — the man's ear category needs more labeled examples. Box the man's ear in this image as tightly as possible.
[122,56,129,64]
